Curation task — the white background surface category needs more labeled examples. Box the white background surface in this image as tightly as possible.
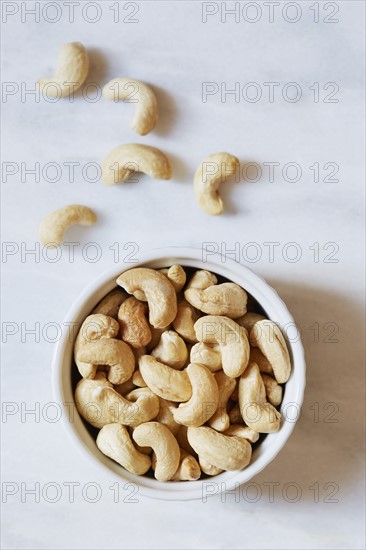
[1,1,365,549]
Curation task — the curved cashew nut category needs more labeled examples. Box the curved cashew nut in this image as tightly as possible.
[38,42,89,97]
[102,143,172,185]
[151,330,188,369]
[74,314,119,379]
[118,297,152,349]
[155,398,180,435]
[75,373,159,428]
[117,268,177,329]
[190,342,222,372]
[261,374,283,407]
[159,265,186,293]
[76,338,135,385]
[131,369,147,387]
[173,363,219,427]
[238,362,281,433]
[224,424,259,443]
[92,288,127,319]
[188,426,252,471]
[194,316,250,378]
[199,458,223,476]
[207,371,236,432]
[103,77,158,136]
[96,423,151,475]
[132,422,180,481]
[139,355,192,402]
[186,269,218,290]
[172,299,200,343]
[249,320,291,383]
[249,347,273,374]
[171,449,201,481]
[185,282,247,319]
[39,204,96,245]
[194,152,239,215]
[236,312,266,332]
[146,325,170,351]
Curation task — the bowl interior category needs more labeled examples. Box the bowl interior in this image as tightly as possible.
[54,251,306,500]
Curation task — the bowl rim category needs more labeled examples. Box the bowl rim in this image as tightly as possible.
[52,246,306,501]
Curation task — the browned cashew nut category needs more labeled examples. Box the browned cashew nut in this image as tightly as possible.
[92,289,127,319]
[185,282,247,319]
[250,320,291,383]
[96,423,151,475]
[117,268,177,328]
[76,338,135,385]
[74,314,119,379]
[238,362,281,433]
[151,330,188,369]
[75,374,159,428]
[188,426,252,471]
[194,316,250,378]
[172,299,201,343]
[118,297,152,348]
[173,364,219,427]
[139,355,192,402]
[208,371,236,432]
[133,422,180,481]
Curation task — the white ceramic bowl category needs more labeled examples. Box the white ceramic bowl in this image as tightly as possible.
[53,247,306,501]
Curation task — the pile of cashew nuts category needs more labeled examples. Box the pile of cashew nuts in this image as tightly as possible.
[38,42,241,245]
[74,265,291,482]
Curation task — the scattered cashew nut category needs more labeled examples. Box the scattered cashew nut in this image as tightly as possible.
[39,204,96,246]
[238,362,281,433]
[103,77,158,136]
[250,320,291,383]
[173,363,219,427]
[139,355,192,402]
[38,42,89,97]
[194,152,239,215]
[194,316,250,378]
[151,330,188,369]
[96,423,151,475]
[132,422,180,481]
[185,282,247,319]
[117,268,177,329]
[102,144,172,185]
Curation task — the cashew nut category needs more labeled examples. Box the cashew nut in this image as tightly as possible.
[39,204,96,245]
[171,449,201,481]
[185,282,247,319]
[238,362,281,433]
[172,299,200,343]
[207,371,236,432]
[155,398,180,435]
[102,144,172,185]
[132,422,180,481]
[186,269,217,290]
[188,426,252,471]
[146,325,170,351]
[224,424,259,443]
[102,77,158,136]
[199,458,223,476]
[96,423,151,475]
[190,342,222,372]
[249,320,291,383]
[261,374,283,407]
[173,364,219,427]
[249,347,273,374]
[176,426,196,456]
[74,314,119,379]
[114,379,136,396]
[194,316,250,378]
[118,297,152,349]
[194,152,239,215]
[151,330,188,369]
[159,265,186,293]
[132,369,147,387]
[92,289,127,319]
[38,42,89,97]
[236,312,266,332]
[75,373,159,428]
[117,268,177,329]
[228,402,244,425]
[139,355,192,402]
[76,338,135,385]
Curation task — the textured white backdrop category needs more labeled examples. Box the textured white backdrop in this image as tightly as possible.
[1,1,365,549]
